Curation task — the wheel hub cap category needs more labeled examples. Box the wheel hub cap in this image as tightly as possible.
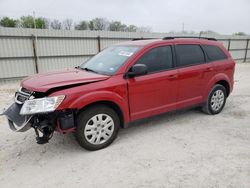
[210,90,225,111]
[84,114,114,145]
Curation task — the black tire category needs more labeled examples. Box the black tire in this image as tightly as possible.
[202,84,227,115]
[75,105,120,151]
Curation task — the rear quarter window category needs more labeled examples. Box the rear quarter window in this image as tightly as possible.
[202,45,228,62]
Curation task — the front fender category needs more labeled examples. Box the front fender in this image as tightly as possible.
[68,91,130,123]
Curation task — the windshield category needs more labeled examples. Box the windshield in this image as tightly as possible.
[79,46,140,75]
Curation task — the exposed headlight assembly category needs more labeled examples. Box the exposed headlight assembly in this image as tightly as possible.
[20,95,65,115]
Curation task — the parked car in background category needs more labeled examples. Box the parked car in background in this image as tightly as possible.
[2,37,235,150]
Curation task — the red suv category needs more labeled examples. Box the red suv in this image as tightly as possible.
[2,37,235,150]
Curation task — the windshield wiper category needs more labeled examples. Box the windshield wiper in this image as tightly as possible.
[80,67,99,74]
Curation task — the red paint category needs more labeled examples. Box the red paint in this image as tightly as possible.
[21,38,235,131]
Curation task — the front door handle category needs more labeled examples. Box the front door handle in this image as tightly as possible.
[204,67,214,72]
[167,74,178,80]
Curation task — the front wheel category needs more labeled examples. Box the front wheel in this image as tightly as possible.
[202,84,227,115]
[75,105,120,151]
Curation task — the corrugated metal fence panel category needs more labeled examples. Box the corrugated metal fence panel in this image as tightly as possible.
[0,58,35,79]
[247,50,250,58]
[0,28,250,84]
[230,40,247,50]
[37,38,98,56]
[100,38,129,50]
[230,50,246,60]
[0,37,33,58]
[218,40,229,49]
[38,56,92,73]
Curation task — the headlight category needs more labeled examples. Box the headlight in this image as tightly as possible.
[20,95,65,115]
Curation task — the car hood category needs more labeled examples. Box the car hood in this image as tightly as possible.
[21,68,110,92]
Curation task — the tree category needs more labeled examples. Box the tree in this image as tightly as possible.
[75,20,89,30]
[20,16,34,28]
[50,19,62,30]
[199,30,218,35]
[88,20,94,30]
[20,16,47,29]
[35,17,48,29]
[63,19,73,30]
[89,17,109,30]
[109,21,127,31]
[234,32,246,36]
[126,25,137,32]
[136,26,152,32]
[0,17,18,27]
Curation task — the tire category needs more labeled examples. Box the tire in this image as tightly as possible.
[202,84,227,115]
[75,105,120,151]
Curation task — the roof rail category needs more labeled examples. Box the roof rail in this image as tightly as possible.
[132,38,156,41]
[162,36,217,41]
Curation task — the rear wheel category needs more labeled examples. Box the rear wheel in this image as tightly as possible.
[75,105,120,151]
[202,84,227,115]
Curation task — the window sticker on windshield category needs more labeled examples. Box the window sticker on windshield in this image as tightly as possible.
[118,51,134,57]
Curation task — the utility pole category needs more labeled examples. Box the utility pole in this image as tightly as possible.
[182,23,185,33]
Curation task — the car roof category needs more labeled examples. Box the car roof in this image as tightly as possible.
[117,38,221,47]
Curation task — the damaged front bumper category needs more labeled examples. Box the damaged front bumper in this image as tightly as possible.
[2,102,76,144]
[3,103,32,132]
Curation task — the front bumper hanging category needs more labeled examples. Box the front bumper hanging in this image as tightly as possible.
[2,103,32,132]
[2,102,76,144]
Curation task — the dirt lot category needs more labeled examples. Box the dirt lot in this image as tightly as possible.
[0,63,250,188]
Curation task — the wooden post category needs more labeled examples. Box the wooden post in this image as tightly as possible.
[97,36,101,52]
[31,34,39,73]
[228,39,231,51]
[244,39,249,62]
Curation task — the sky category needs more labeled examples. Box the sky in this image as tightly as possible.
[0,0,249,34]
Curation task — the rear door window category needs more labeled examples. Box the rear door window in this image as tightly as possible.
[202,45,228,61]
[175,45,205,67]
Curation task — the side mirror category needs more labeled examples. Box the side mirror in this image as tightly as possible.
[126,64,148,78]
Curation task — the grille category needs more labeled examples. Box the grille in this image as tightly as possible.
[15,87,33,104]
[20,87,33,95]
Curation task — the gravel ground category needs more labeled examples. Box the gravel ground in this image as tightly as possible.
[0,63,250,188]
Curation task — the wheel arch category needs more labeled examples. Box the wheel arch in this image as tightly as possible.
[215,80,230,97]
[204,74,231,100]
[77,100,125,128]
[68,91,130,128]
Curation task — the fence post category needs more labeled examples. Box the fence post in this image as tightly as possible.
[31,34,39,73]
[227,39,231,51]
[97,36,101,52]
[244,39,249,62]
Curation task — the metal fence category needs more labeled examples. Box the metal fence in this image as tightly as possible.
[0,28,249,83]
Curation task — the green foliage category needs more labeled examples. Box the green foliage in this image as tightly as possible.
[20,16,34,28]
[88,21,94,30]
[109,21,127,31]
[20,16,47,29]
[0,15,150,32]
[75,21,89,30]
[35,18,48,29]
[234,32,246,36]
[0,17,18,27]
[126,25,137,32]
